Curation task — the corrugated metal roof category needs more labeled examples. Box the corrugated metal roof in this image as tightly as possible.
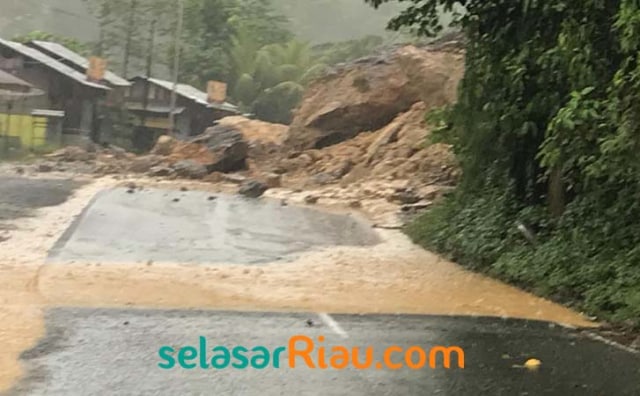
[144,77,239,113]
[0,38,109,91]
[30,40,131,87]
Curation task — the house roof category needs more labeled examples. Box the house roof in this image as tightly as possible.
[29,40,131,87]
[0,38,109,91]
[133,76,239,113]
[0,69,32,91]
[0,69,44,99]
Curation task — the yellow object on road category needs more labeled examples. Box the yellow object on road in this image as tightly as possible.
[525,358,542,370]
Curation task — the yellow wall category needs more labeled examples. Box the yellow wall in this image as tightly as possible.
[0,114,48,148]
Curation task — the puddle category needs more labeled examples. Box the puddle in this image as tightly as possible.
[48,187,380,265]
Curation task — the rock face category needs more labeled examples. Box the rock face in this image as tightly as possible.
[285,45,464,150]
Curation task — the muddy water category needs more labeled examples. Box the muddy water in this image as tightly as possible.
[0,178,596,392]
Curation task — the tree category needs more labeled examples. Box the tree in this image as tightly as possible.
[371,0,640,324]
[83,0,175,76]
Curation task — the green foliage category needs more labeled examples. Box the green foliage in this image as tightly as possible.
[229,37,316,123]
[377,0,640,325]
[12,31,89,55]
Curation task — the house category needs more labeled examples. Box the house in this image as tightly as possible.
[125,76,239,149]
[0,37,109,145]
[26,40,131,105]
[25,40,133,146]
[0,69,51,152]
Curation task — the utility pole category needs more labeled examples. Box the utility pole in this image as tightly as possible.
[168,0,185,137]
[122,0,138,78]
[140,18,157,134]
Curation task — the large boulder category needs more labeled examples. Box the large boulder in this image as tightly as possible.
[190,125,249,173]
[285,45,464,150]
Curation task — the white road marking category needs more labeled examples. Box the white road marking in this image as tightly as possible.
[583,331,638,354]
[318,313,349,339]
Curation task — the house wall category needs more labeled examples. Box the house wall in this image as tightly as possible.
[0,113,49,149]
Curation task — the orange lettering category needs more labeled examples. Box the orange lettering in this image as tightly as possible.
[383,346,403,370]
[429,346,465,369]
[288,335,316,369]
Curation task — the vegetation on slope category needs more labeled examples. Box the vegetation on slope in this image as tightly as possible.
[368,0,640,325]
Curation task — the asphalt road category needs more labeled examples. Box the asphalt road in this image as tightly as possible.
[7,309,640,396]
[48,187,380,264]
[0,176,83,224]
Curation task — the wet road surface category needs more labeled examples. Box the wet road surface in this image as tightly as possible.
[8,309,640,396]
[0,176,83,226]
[48,187,380,264]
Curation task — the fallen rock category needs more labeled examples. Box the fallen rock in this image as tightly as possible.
[151,135,176,156]
[148,166,174,177]
[191,125,249,173]
[239,180,268,198]
[128,155,164,174]
[389,187,422,205]
[285,45,463,150]
[203,172,224,183]
[47,146,95,162]
[222,174,247,184]
[264,173,282,189]
[37,163,54,173]
[172,160,208,179]
[304,195,319,205]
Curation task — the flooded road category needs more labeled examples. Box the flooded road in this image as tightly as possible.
[49,187,379,265]
[0,176,598,392]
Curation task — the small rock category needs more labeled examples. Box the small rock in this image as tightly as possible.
[15,167,24,175]
[148,166,174,177]
[208,196,217,201]
[389,187,421,204]
[180,187,189,192]
[222,174,248,184]
[280,199,288,206]
[204,172,224,183]
[126,182,137,190]
[126,189,135,194]
[129,155,164,174]
[304,195,319,205]
[239,180,269,198]
[151,135,176,156]
[311,172,336,185]
[306,319,315,327]
[172,160,208,180]
[172,198,180,203]
[37,163,53,173]
[265,173,282,189]
[349,200,362,209]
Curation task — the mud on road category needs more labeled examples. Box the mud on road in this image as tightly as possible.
[0,175,596,392]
